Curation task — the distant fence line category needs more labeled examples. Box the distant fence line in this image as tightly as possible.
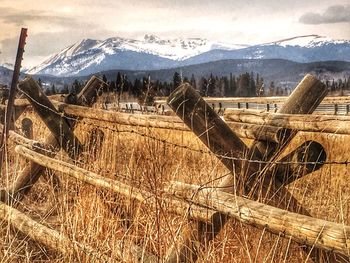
[8,94,350,115]
[30,101,350,136]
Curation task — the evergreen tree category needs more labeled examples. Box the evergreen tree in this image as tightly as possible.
[228,73,237,96]
[190,74,197,90]
[38,78,43,88]
[116,72,124,93]
[207,73,216,96]
[72,79,82,94]
[62,84,69,94]
[109,81,116,92]
[51,84,56,95]
[268,81,275,96]
[236,72,250,97]
[199,77,208,96]
[248,72,256,96]
[102,74,107,83]
[173,72,182,90]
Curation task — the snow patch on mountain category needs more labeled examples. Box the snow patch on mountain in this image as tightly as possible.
[267,34,350,48]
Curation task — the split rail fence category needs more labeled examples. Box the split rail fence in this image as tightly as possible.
[0,74,350,262]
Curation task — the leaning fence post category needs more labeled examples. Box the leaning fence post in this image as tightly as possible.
[166,79,330,263]
[166,83,262,262]
[3,76,107,203]
[246,74,334,262]
[18,77,83,156]
[252,74,328,159]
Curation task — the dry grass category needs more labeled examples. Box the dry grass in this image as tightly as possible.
[1,108,350,262]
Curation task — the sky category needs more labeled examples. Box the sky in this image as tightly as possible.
[0,0,349,68]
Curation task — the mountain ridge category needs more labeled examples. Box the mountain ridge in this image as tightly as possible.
[26,34,350,77]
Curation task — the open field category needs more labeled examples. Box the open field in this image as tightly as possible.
[0,75,350,263]
[1,103,350,262]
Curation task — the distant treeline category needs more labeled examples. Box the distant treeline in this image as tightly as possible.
[41,71,350,101]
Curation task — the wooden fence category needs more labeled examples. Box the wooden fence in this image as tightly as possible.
[0,74,349,262]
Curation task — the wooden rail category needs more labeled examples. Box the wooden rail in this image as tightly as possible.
[6,99,350,137]
[156,96,350,105]
[0,201,112,261]
[164,181,350,257]
[54,101,289,143]
[224,109,350,135]
[13,145,350,258]
[14,144,215,223]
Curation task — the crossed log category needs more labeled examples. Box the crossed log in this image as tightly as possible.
[0,76,163,261]
[164,74,339,262]
[1,75,106,203]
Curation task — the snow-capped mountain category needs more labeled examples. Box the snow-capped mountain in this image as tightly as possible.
[27,35,247,77]
[1,63,14,70]
[27,34,350,77]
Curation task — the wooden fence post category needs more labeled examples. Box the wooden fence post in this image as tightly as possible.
[244,74,337,262]
[18,77,83,156]
[2,76,107,203]
[251,74,328,160]
[166,77,329,263]
[0,28,27,169]
[166,83,262,262]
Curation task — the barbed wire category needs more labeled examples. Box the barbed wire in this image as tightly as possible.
[3,89,350,261]
[13,89,350,166]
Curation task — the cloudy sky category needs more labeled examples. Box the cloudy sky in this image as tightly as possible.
[0,0,349,68]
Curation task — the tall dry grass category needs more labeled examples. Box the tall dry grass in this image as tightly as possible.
[1,108,350,262]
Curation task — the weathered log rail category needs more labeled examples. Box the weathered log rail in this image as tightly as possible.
[4,98,350,138]
[11,144,350,258]
[0,201,113,262]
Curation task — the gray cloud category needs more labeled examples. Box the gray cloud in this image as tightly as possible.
[0,7,80,27]
[299,5,350,24]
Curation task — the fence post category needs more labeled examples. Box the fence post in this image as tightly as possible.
[166,83,262,262]
[18,77,83,156]
[166,77,330,263]
[246,74,332,261]
[3,76,107,203]
[252,74,328,159]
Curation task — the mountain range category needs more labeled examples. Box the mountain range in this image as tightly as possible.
[25,34,350,78]
[33,59,350,91]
